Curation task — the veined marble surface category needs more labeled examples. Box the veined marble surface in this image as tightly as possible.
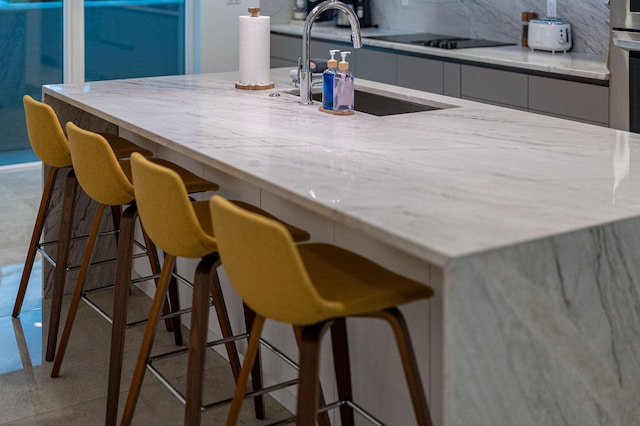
[43,69,638,267]
[262,0,610,56]
[272,22,609,80]
[42,69,640,425]
[446,219,640,425]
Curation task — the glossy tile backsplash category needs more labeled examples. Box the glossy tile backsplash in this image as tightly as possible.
[263,0,610,56]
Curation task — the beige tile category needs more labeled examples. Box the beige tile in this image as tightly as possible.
[0,165,293,425]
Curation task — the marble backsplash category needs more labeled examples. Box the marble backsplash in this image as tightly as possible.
[262,0,610,56]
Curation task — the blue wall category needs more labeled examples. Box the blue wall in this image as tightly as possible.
[0,0,184,158]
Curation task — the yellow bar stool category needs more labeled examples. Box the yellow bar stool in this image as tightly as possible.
[14,95,153,363]
[121,152,311,425]
[56,122,219,426]
[210,195,435,426]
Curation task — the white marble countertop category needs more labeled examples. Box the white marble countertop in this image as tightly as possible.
[43,68,638,267]
[272,22,610,81]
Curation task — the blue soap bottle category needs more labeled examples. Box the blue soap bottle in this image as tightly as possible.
[322,49,340,110]
[334,51,354,112]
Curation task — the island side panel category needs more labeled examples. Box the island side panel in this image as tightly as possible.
[444,218,640,426]
[42,94,120,297]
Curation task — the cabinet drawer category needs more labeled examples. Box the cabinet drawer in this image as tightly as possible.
[356,48,397,84]
[528,76,609,125]
[397,55,444,94]
[271,34,301,62]
[461,65,528,108]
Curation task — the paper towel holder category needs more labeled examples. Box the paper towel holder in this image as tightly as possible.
[236,7,275,90]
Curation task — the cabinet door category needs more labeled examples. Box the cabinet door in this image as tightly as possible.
[356,48,397,85]
[396,55,444,94]
[461,65,528,109]
[443,62,461,97]
[271,34,301,64]
[528,75,609,125]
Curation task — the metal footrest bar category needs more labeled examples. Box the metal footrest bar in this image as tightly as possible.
[78,269,178,328]
[80,294,113,323]
[143,328,302,416]
[171,271,194,288]
[258,337,299,371]
[260,400,386,426]
[37,229,119,250]
[130,273,161,285]
[148,333,249,364]
[146,362,187,405]
[36,232,149,272]
[37,245,149,272]
[201,379,299,412]
[343,400,386,426]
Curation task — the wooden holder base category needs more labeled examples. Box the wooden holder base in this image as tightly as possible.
[319,106,355,116]
[235,82,275,90]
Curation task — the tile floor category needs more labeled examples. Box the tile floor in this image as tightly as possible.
[0,163,292,425]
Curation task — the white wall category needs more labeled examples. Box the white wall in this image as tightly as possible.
[199,0,261,73]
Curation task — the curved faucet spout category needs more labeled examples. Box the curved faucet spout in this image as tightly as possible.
[300,0,362,105]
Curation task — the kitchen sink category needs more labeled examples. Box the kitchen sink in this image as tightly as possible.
[284,89,451,116]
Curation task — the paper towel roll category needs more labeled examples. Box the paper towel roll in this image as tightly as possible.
[238,9,272,89]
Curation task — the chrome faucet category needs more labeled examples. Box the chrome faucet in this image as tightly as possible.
[300,0,362,105]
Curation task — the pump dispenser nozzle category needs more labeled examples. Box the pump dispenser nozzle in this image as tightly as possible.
[338,51,351,71]
[328,49,340,68]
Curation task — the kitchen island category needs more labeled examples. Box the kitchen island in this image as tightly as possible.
[42,68,640,425]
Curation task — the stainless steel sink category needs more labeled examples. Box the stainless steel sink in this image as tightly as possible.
[284,89,453,116]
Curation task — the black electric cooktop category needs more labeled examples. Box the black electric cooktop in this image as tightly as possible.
[370,33,515,49]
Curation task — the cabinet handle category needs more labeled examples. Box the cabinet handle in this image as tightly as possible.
[612,31,640,50]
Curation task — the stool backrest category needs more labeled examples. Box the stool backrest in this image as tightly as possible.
[23,95,72,168]
[210,195,339,325]
[66,122,135,206]
[130,152,216,258]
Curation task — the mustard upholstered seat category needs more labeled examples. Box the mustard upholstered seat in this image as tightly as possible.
[120,152,310,426]
[210,195,435,426]
[14,95,153,363]
[56,122,219,426]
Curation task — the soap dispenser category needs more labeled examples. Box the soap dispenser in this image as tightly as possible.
[322,49,340,111]
[334,51,354,112]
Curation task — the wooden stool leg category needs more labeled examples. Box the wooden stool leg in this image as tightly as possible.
[297,321,332,426]
[225,315,266,426]
[46,169,78,362]
[13,166,59,318]
[51,203,107,377]
[105,204,138,426]
[166,263,183,344]
[293,326,331,426]
[140,224,179,338]
[376,308,433,426]
[242,304,266,419]
[184,254,217,426]
[208,258,242,379]
[110,205,121,245]
[330,318,355,426]
[120,254,176,426]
